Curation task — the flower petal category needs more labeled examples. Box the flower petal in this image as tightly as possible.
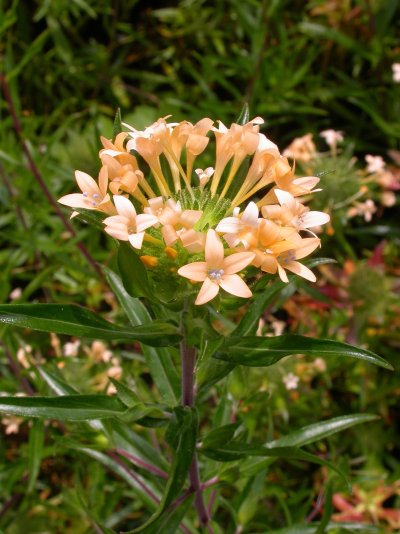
[277,264,289,283]
[128,232,144,249]
[75,170,99,195]
[195,277,220,305]
[136,214,158,232]
[295,237,320,259]
[285,261,316,282]
[215,217,240,234]
[223,252,255,274]
[205,230,224,268]
[220,274,252,298]
[58,193,89,209]
[114,195,136,219]
[274,189,295,209]
[178,262,207,282]
[241,201,259,226]
[301,211,330,228]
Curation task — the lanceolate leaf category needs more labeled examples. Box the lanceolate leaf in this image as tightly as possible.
[0,394,127,420]
[268,413,380,448]
[118,243,152,299]
[104,267,180,404]
[0,303,180,347]
[200,443,349,488]
[216,334,393,370]
[241,413,380,478]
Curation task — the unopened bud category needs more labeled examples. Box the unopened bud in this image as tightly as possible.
[165,246,178,259]
[140,255,158,268]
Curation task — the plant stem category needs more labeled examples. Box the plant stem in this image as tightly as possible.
[180,339,213,532]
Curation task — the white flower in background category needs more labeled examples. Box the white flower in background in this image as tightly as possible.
[63,340,81,357]
[9,288,22,300]
[365,155,385,174]
[320,129,344,148]
[392,63,400,83]
[283,373,299,390]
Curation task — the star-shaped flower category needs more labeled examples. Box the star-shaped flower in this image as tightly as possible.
[178,230,255,305]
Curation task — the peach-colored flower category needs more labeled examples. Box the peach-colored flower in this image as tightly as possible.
[211,117,274,197]
[103,195,158,249]
[144,197,203,249]
[347,199,377,222]
[380,191,396,207]
[276,237,320,283]
[178,230,255,305]
[216,201,260,248]
[261,189,330,233]
[283,134,317,162]
[250,219,297,274]
[58,169,116,216]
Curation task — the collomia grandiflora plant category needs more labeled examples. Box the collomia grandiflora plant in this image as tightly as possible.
[0,109,393,533]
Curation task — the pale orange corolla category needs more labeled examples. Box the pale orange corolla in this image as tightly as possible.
[178,230,255,305]
[58,169,116,216]
[282,133,317,163]
[249,220,319,282]
[261,189,330,234]
[144,197,203,251]
[276,236,321,283]
[216,201,260,248]
[103,195,158,249]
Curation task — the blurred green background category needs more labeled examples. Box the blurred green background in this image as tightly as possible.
[1,1,400,533]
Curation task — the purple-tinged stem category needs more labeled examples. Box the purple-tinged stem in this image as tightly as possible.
[180,339,214,533]
[115,448,168,479]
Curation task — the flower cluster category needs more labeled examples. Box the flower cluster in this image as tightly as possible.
[59,116,330,305]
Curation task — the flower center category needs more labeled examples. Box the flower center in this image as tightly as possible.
[83,191,100,207]
[281,250,296,264]
[208,268,224,281]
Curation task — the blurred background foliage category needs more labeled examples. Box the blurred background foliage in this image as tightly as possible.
[1,0,400,532]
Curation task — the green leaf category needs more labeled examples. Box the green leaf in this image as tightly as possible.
[202,423,240,449]
[0,303,180,347]
[103,266,147,326]
[233,280,286,337]
[217,335,393,370]
[236,102,250,125]
[129,406,198,532]
[141,494,193,534]
[27,419,45,493]
[0,394,127,420]
[200,444,349,489]
[118,244,151,299]
[74,207,105,230]
[241,414,380,477]
[112,107,123,139]
[108,378,140,408]
[104,267,180,404]
[268,413,380,448]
